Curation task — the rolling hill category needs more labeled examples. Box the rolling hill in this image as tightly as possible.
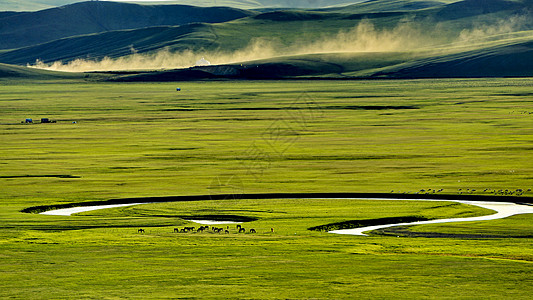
[105,35,533,80]
[0,23,218,65]
[0,11,25,18]
[106,51,430,80]
[0,0,75,12]
[0,10,365,65]
[319,0,457,13]
[1,0,532,79]
[0,1,254,50]
[0,62,88,80]
[3,0,532,63]
[2,1,367,12]
[370,38,533,78]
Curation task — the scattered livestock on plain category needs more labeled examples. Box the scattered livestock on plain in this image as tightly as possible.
[169,224,263,235]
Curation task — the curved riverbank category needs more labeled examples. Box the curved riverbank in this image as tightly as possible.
[31,193,533,236]
[329,200,533,236]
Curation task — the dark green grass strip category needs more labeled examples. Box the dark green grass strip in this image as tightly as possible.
[308,216,430,232]
[0,175,80,179]
[373,226,533,239]
[21,193,533,214]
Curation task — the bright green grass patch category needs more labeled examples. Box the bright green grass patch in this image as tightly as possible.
[1,199,532,299]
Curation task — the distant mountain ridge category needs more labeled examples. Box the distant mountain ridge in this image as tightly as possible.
[0,0,75,12]
[0,1,254,49]
[1,1,367,12]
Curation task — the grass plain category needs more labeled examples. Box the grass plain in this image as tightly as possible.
[1,78,533,298]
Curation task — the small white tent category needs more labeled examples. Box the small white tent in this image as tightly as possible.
[195,57,211,66]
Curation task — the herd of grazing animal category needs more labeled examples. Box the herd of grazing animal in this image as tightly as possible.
[139,224,261,234]
[391,187,532,196]
[175,224,257,234]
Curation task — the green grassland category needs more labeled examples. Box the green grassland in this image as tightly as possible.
[1,79,532,206]
[1,79,533,298]
[1,199,532,298]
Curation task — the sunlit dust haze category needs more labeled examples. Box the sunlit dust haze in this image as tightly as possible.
[29,39,278,72]
[28,15,533,72]
[457,13,532,43]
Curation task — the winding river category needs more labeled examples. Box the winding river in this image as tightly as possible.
[39,197,533,236]
[329,199,533,236]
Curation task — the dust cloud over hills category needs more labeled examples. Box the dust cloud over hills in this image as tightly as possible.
[29,13,533,72]
[3,0,532,78]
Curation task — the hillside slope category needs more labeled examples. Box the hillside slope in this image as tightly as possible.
[107,36,533,80]
[320,0,455,13]
[370,39,533,78]
[0,1,254,50]
[0,0,74,12]
[0,10,370,65]
[0,24,217,65]
[0,62,86,80]
[107,51,428,80]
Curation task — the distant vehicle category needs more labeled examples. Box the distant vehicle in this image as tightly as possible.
[40,118,56,123]
[25,118,32,123]
[176,88,181,91]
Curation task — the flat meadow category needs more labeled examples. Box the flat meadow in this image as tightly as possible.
[1,78,532,298]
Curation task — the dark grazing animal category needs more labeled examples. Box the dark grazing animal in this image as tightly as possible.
[249,229,256,233]
[138,229,145,233]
